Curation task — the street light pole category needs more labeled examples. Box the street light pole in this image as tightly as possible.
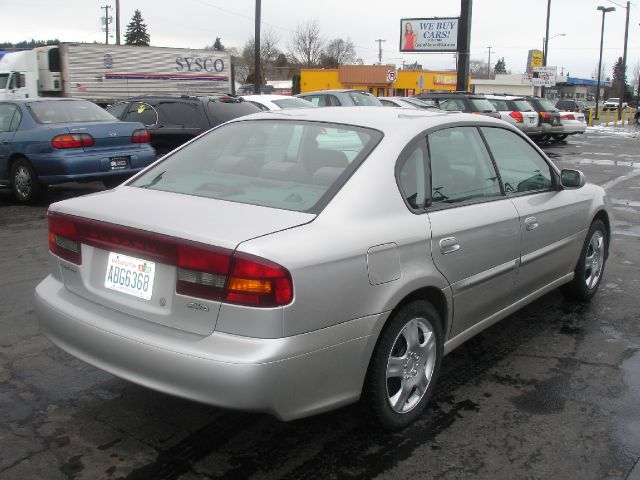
[254,0,261,94]
[618,1,630,118]
[595,6,616,119]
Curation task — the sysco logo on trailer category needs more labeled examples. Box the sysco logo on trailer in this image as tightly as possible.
[175,57,225,73]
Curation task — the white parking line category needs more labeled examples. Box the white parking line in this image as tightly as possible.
[602,168,640,190]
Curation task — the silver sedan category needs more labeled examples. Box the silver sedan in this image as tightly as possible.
[35,106,610,430]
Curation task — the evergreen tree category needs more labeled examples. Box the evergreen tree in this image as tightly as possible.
[611,56,629,98]
[124,10,150,46]
[494,57,507,75]
[213,37,224,51]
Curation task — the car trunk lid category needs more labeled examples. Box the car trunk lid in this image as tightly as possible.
[49,187,313,335]
[64,121,146,152]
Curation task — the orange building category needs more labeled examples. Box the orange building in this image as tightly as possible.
[300,65,462,96]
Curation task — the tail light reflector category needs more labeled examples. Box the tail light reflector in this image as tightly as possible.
[47,212,293,307]
[48,212,81,264]
[52,133,95,149]
[561,114,575,120]
[509,111,524,123]
[131,129,151,143]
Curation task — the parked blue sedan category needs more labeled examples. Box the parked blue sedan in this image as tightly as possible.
[0,98,156,203]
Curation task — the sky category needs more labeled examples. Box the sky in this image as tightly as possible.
[2,0,639,81]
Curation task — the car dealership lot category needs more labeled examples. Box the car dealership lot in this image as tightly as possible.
[1,129,639,479]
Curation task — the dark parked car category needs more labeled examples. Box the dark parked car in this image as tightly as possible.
[106,95,260,156]
[297,89,383,107]
[555,99,591,113]
[0,98,156,203]
[524,96,564,141]
[413,92,500,118]
[236,84,275,94]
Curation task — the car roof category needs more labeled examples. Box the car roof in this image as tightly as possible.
[484,94,525,100]
[241,94,297,102]
[228,105,507,136]
[298,89,372,95]
[7,98,88,104]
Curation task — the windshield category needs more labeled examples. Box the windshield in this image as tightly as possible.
[130,120,382,213]
[0,74,8,89]
[29,100,116,123]
[470,98,497,112]
[402,97,437,109]
[346,91,383,106]
[272,97,317,109]
[607,98,620,103]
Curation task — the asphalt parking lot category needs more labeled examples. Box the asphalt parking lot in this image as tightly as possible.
[1,128,639,480]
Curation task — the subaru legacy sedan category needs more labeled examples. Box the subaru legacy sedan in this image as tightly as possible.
[0,98,156,203]
[35,107,610,430]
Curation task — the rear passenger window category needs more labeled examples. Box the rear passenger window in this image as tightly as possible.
[428,127,502,204]
[481,127,553,193]
[397,141,427,209]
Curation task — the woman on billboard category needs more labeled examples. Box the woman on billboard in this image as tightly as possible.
[403,22,416,51]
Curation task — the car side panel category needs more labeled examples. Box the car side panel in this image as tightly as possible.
[509,190,591,297]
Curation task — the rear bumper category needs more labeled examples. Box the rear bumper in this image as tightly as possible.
[35,275,386,421]
[540,123,564,135]
[30,146,157,184]
[561,121,586,135]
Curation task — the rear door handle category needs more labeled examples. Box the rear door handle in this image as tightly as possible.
[439,237,460,254]
[525,216,539,231]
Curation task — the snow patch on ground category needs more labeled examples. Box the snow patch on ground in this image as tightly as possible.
[587,125,640,138]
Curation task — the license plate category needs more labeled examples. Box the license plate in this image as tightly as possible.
[109,156,130,170]
[528,118,536,125]
[104,252,155,300]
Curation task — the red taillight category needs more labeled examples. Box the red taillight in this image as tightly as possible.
[561,113,575,120]
[47,212,293,307]
[539,112,551,120]
[509,111,524,123]
[48,212,81,264]
[131,129,151,143]
[225,253,293,307]
[176,244,231,300]
[52,133,95,149]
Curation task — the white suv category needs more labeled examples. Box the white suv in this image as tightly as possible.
[603,97,627,110]
[485,95,541,138]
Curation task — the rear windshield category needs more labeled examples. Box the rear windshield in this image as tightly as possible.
[29,100,116,123]
[206,99,260,124]
[536,99,558,112]
[346,91,383,106]
[513,100,534,112]
[130,120,382,213]
[402,97,437,109]
[470,98,497,112]
[272,97,317,109]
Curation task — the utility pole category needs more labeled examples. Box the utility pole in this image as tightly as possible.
[254,0,261,94]
[115,0,120,45]
[595,6,616,119]
[456,0,472,91]
[101,5,111,45]
[618,1,630,118]
[542,0,551,97]
[486,46,492,78]
[375,39,386,64]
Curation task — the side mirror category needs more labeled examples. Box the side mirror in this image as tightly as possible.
[560,169,585,189]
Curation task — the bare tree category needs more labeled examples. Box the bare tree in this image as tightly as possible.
[469,58,491,79]
[320,38,357,68]
[288,19,324,67]
[241,28,282,82]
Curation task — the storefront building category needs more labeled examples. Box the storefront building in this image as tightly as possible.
[300,65,460,96]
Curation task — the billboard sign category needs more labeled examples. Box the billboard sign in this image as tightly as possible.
[400,18,459,52]
[532,66,557,87]
[526,49,543,73]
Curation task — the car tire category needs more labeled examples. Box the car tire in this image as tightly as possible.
[10,158,43,204]
[363,300,443,430]
[562,219,607,301]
